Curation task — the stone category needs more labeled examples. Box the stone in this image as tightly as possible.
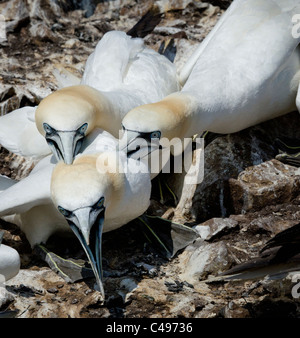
[0,285,15,309]
[178,239,233,282]
[28,0,62,24]
[195,218,239,241]
[2,0,300,319]
[167,111,300,223]
[229,160,300,214]
[29,22,57,42]
[0,0,30,33]
[63,38,80,49]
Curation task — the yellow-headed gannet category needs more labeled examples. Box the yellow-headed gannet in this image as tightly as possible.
[0,231,20,283]
[121,0,300,159]
[35,27,179,164]
[0,131,151,297]
[0,65,81,161]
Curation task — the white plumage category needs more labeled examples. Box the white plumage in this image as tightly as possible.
[0,243,20,283]
[81,31,178,103]
[122,0,300,157]
[34,31,179,164]
[0,130,151,295]
[0,31,179,164]
[0,228,20,283]
[0,106,50,159]
[0,130,150,245]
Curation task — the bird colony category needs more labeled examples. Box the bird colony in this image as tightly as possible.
[1,0,300,302]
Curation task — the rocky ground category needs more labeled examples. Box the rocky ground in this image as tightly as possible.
[1,0,300,318]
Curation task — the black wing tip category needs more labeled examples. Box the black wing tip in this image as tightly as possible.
[127,4,162,39]
[158,38,177,63]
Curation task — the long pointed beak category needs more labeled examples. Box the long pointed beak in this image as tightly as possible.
[119,130,138,152]
[57,131,80,165]
[68,209,105,297]
[119,130,149,159]
[47,131,85,165]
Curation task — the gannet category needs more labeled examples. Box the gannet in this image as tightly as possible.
[121,0,300,159]
[0,8,178,163]
[0,131,151,297]
[34,28,179,164]
[0,230,20,283]
[0,106,50,160]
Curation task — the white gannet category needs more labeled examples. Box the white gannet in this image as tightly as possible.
[0,231,20,283]
[0,10,178,163]
[34,28,179,165]
[0,131,151,297]
[0,106,50,160]
[0,65,81,161]
[50,150,151,296]
[120,0,300,159]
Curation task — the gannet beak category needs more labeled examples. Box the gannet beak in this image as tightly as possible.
[67,207,105,297]
[44,123,88,165]
[57,131,81,165]
[119,130,149,159]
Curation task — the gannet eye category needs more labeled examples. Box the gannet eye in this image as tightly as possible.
[150,131,161,139]
[93,197,104,210]
[43,123,55,135]
[58,206,72,218]
[77,123,88,135]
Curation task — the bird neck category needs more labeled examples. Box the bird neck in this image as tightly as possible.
[156,92,199,140]
[81,86,121,137]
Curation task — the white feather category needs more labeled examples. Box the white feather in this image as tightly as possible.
[0,243,20,282]
[181,0,300,135]
[0,106,50,159]
[0,131,151,247]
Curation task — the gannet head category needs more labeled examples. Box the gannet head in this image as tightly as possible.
[36,85,99,165]
[51,153,124,297]
[120,93,190,159]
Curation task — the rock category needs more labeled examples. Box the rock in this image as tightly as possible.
[156,0,208,13]
[153,26,184,36]
[63,38,80,49]
[221,301,251,318]
[2,0,300,319]
[0,285,15,309]
[229,160,300,214]
[178,239,233,282]
[29,21,57,42]
[195,218,239,241]
[0,0,30,33]
[5,269,104,317]
[28,0,62,25]
[167,111,300,223]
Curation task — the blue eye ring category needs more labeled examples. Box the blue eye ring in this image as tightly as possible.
[77,123,88,135]
[43,123,55,135]
[58,206,72,218]
[94,197,104,210]
[150,131,161,139]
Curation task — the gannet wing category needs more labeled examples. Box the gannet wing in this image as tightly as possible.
[0,156,54,216]
[122,46,180,101]
[0,175,17,192]
[180,0,300,87]
[81,31,144,92]
[0,106,51,159]
[179,0,238,85]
